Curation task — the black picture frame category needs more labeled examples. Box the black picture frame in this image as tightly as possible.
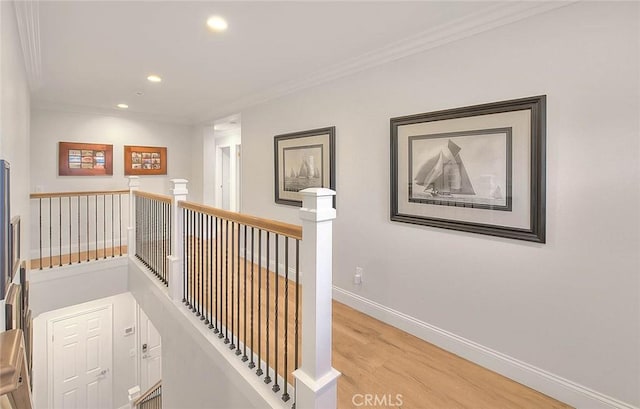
[390,95,546,243]
[274,127,336,207]
[9,216,20,283]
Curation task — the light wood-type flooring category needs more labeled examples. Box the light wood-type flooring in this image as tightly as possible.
[33,240,572,408]
[183,234,572,409]
[30,245,127,269]
[333,301,572,408]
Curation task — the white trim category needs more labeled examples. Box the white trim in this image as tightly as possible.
[30,256,128,284]
[194,1,575,124]
[31,101,192,125]
[29,238,128,260]
[13,0,43,90]
[134,304,141,393]
[332,287,639,409]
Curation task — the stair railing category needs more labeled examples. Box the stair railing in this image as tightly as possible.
[129,177,340,408]
[29,189,129,269]
[131,380,162,409]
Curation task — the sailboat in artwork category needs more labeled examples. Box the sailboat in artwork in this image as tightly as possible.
[298,156,320,179]
[415,139,475,196]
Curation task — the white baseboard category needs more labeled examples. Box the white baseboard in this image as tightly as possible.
[29,238,128,260]
[332,286,638,409]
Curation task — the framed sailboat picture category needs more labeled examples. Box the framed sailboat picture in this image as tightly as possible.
[391,95,546,243]
[274,127,335,207]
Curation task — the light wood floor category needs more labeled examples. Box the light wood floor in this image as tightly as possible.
[30,245,127,269]
[36,241,572,408]
[183,235,572,409]
[333,301,572,408]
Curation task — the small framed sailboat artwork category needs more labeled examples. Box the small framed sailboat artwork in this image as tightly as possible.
[274,127,336,207]
[391,95,546,243]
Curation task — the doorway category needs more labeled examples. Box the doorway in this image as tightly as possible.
[208,114,241,211]
[138,307,162,392]
[221,146,231,210]
[48,305,113,409]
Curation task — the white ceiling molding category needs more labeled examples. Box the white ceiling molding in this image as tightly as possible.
[13,0,43,91]
[197,1,576,124]
[32,100,193,126]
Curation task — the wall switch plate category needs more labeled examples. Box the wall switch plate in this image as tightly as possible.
[124,326,135,336]
[354,267,364,285]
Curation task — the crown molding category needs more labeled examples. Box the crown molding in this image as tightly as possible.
[32,100,194,126]
[195,1,576,124]
[13,0,43,91]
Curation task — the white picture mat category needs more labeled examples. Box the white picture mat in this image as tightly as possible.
[397,109,531,229]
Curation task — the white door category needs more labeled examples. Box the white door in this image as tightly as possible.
[139,308,162,391]
[235,144,242,210]
[51,306,113,409]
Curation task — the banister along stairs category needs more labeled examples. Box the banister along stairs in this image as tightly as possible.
[29,189,130,269]
[129,177,340,408]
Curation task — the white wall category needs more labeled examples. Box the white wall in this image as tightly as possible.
[240,2,639,407]
[189,125,206,204]
[29,257,128,315]
[129,258,283,409]
[30,109,193,194]
[32,291,137,409]
[0,1,31,262]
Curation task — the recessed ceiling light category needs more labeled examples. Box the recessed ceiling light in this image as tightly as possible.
[116,103,129,109]
[147,74,162,83]
[207,16,228,32]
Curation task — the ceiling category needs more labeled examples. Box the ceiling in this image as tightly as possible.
[22,1,565,125]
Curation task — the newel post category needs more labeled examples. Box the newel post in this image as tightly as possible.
[293,188,340,409]
[127,176,140,257]
[168,179,188,302]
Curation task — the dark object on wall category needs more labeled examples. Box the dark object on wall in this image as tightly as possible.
[390,95,546,243]
[9,216,20,285]
[59,142,113,176]
[124,145,167,175]
[274,127,336,207]
[4,283,21,330]
[1,160,9,297]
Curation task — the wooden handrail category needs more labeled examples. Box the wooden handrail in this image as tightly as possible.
[0,330,32,409]
[179,201,303,240]
[134,190,172,204]
[30,189,130,199]
[132,380,162,407]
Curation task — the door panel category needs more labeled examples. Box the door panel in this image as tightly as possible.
[52,306,112,409]
[139,307,162,392]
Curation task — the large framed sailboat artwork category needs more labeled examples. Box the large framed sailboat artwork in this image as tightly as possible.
[274,127,335,207]
[391,96,546,242]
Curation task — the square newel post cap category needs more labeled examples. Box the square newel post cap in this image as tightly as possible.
[299,188,336,222]
[170,178,189,196]
[128,176,140,189]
